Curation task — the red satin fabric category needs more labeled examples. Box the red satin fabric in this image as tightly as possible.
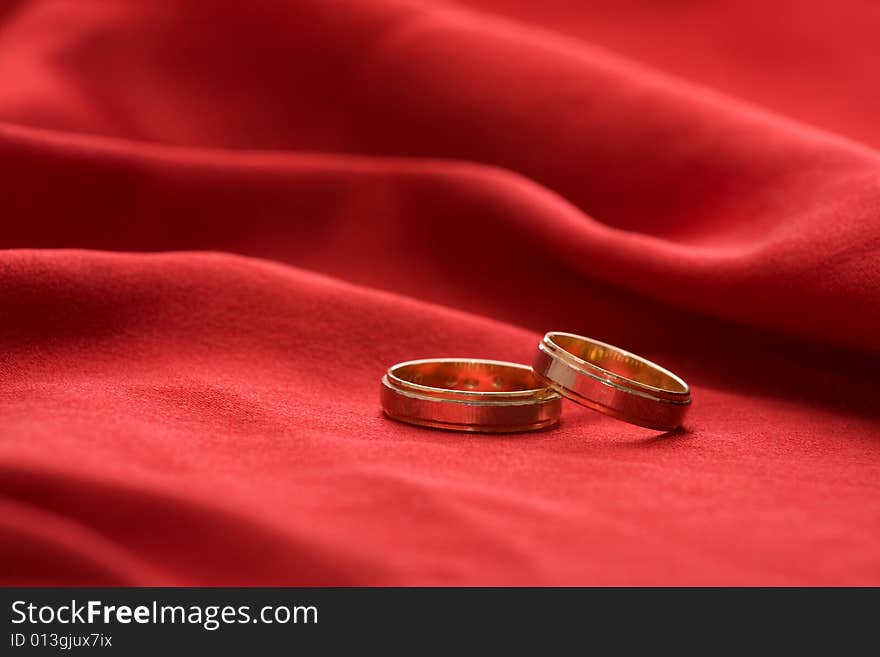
[1,0,879,585]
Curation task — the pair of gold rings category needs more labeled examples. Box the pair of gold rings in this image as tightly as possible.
[380,332,691,433]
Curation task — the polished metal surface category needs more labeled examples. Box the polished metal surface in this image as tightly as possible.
[533,332,691,431]
[381,358,562,433]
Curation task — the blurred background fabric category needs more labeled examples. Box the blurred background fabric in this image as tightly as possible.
[1,0,878,584]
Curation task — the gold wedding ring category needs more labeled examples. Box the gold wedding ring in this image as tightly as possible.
[381,358,561,433]
[532,332,691,431]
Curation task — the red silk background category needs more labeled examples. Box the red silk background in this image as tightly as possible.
[1,0,879,585]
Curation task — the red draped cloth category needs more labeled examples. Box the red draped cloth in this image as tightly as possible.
[1,0,879,585]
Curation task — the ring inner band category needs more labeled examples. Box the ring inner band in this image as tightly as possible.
[548,334,688,394]
[390,359,550,396]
